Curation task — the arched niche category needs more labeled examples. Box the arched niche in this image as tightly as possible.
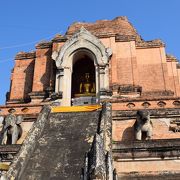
[71,50,96,98]
[52,27,112,106]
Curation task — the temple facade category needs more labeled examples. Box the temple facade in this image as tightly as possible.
[0,17,180,179]
[5,16,180,107]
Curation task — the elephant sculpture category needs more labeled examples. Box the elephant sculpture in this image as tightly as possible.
[0,113,23,145]
[133,110,153,140]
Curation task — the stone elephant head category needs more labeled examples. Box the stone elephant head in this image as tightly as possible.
[0,114,23,145]
[133,110,153,140]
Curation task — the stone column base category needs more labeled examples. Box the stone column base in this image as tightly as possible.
[29,91,47,103]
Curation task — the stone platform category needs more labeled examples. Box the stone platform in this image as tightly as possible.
[72,96,96,106]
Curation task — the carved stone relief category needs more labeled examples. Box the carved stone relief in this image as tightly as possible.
[133,110,153,140]
[52,27,112,106]
[169,119,180,132]
[126,103,135,109]
[0,113,23,145]
[157,101,166,108]
[142,102,151,109]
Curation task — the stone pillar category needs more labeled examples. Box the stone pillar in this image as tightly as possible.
[104,64,110,90]
[61,67,72,106]
[30,42,52,103]
[99,65,111,100]
[55,68,64,93]
[95,66,100,103]
[99,66,105,90]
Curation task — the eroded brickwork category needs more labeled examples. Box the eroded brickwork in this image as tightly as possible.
[6,16,180,104]
[9,52,35,102]
[32,42,53,93]
[113,118,180,141]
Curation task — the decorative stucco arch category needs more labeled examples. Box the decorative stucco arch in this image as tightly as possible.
[52,27,112,106]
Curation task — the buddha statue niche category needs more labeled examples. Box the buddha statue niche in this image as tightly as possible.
[75,73,95,97]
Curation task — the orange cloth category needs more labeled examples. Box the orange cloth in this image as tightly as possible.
[51,104,101,113]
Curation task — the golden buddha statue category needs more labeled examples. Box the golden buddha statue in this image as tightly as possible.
[75,73,95,97]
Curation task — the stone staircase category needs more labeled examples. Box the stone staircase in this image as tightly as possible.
[4,106,101,180]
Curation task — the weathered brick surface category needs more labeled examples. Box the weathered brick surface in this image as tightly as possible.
[32,48,53,92]
[113,118,180,141]
[113,139,180,178]
[0,104,43,115]
[113,139,180,159]
[52,41,65,52]
[66,16,141,40]
[135,47,180,94]
[112,108,180,141]
[138,64,166,91]
[111,54,118,84]
[111,99,180,111]
[114,160,180,176]
[118,172,180,180]
[6,17,180,104]
[117,58,133,84]
[10,58,35,101]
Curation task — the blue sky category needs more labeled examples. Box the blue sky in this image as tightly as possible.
[0,0,180,104]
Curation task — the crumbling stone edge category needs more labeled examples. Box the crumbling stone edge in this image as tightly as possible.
[81,102,118,180]
[1,105,51,180]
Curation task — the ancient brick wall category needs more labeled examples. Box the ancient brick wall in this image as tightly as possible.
[6,16,180,104]
[114,160,180,176]
[0,104,43,116]
[32,42,53,93]
[112,106,180,142]
[9,52,35,102]
[136,47,166,91]
[113,139,180,178]
[99,35,180,97]
[113,118,180,141]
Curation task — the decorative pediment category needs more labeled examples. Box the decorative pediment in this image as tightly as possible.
[52,27,112,68]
